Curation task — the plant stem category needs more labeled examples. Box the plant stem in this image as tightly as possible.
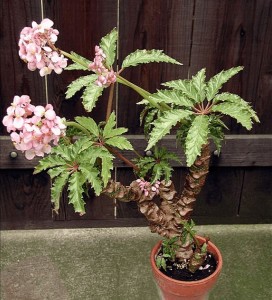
[116,75,171,111]
[106,83,115,121]
[104,145,140,172]
[60,50,89,69]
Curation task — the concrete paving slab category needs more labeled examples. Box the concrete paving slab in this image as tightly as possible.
[0,225,271,300]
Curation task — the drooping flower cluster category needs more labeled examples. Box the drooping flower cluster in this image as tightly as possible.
[2,95,66,160]
[18,18,67,76]
[136,179,161,197]
[89,46,117,87]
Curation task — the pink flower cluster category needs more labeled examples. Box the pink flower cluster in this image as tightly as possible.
[136,179,161,197]
[88,46,116,87]
[18,18,67,76]
[2,95,66,160]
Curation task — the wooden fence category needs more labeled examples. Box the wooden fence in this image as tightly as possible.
[0,0,271,229]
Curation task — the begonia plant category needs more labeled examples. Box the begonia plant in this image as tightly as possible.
[3,19,259,274]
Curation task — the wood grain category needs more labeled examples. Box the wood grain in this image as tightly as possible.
[0,0,46,135]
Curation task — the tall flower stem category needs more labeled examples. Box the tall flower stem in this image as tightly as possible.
[116,74,171,111]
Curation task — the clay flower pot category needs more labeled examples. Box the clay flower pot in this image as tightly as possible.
[150,236,223,300]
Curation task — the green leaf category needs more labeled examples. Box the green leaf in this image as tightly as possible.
[65,63,89,71]
[100,28,118,68]
[122,49,182,69]
[75,116,100,137]
[66,51,91,70]
[211,102,253,130]
[162,79,198,102]
[79,164,103,195]
[101,155,114,187]
[82,83,104,112]
[192,68,206,102]
[209,116,225,154]
[51,172,70,211]
[104,127,128,139]
[105,136,133,150]
[65,75,97,99]
[185,115,210,166]
[147,90,194,107]
[152,162,173,183]
[47,166,68,179]
[213,92,259,122]
[67,172,86,214]
[51,144,72,161]
[34,155,67,174]
[146,109,193,150]
[102,112,116,138]
[206,66,244,101]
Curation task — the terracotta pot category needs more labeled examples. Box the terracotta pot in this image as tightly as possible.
[150,236,223,300]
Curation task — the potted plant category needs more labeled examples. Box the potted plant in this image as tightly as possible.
[2,19,259,299]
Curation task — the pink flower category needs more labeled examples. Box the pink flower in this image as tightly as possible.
[2,95,66,160]
[18,19,67,76]
[136,179,161,197]
[89,45,116,87]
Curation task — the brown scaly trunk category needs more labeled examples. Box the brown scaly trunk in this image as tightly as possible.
[175,143,211,220]
[103,142,211,264]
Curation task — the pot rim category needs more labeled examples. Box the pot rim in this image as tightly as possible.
[150,235,223,286]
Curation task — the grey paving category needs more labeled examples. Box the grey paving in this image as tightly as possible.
[0,225,271,300]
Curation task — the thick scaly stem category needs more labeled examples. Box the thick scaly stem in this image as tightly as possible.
[176,143,211,219]
[103,180,194,259]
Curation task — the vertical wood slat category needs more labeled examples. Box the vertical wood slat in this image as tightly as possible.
[116,0,195,219]
[43,0,118,221]
[0,1,52,227]
[190,0,272,134]
[118,0,194,134]
[0,0,46,135]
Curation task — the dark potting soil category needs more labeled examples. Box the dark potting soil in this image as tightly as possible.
[159,252,217,281]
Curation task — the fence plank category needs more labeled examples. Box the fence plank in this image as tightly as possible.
[43,0,118,123]
[1,135,271,168]
[239,168,272,220]
[118,0,193,133]
[0,0,45,135]
[190,0,272,134]
[43,0,118,221]
[0,170,51,227]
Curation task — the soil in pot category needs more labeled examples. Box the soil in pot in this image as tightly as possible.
[158,251,217,281]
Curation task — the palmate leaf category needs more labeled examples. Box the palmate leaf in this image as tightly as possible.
[82,83,104,112]
[152,161,173,183]
[162,79,198,102]
[211,102,253,130]
[100,28,118,68]
[185,115,210,167]
[213,92,260,122]
[51,172,70,211]
[65,51,91,71]
[121,49,182,69]
[205,66,244,101]
[192,68,206,102]
[147,90,194,107]
[75,116,100,137]
[65,74,97,99]
[146,109,193,151]
[68,172,86,214]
